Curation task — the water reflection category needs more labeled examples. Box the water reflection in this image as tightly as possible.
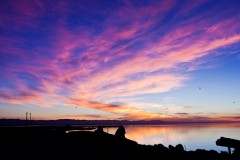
[104,123,240,152]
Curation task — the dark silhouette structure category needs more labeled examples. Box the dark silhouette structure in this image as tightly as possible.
[94,126,104,134]
[216,137,240,154]
[29,113,31,126]
[25,112,32,127]
[0,126,239,160]
[115,126,126,138]
[26,112,28,127]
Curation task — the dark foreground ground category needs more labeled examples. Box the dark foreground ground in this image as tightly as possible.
[0,126,239,160]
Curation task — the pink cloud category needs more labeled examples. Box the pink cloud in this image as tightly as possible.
[0,88,41,104]
[85,74,187,99]
[44,6,239,103]
[176,0,207,16]
[0,0,48,30]
[1,0,240,120]
[66,98,168,120]
[10,0,45,17]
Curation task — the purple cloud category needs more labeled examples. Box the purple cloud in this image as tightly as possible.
[1,0,240,120]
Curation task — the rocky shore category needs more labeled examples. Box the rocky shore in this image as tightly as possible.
[0,126,239,160]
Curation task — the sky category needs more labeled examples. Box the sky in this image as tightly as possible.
[0,0,240,121]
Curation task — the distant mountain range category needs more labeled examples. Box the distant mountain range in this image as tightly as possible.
[0,118,232,126]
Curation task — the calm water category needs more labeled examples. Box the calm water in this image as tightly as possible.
[103,123,240,152]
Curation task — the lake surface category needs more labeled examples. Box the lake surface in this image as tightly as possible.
[103,123,240,152]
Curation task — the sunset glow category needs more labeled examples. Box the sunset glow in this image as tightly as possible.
[0,0,240,121]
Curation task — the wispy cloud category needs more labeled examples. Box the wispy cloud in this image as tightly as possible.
[1,0,240,119]
[66,98,168,120]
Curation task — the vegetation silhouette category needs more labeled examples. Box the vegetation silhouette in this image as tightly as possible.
[0,126,239,160]
[115,126,126,138]
[94,126,104,134]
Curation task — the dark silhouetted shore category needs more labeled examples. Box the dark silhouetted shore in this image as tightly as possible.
[0,126,239,160]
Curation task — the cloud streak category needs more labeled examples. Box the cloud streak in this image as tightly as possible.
[66,98,168,120]
[1,0,240,120]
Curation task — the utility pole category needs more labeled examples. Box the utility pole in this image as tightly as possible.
[29,113,31,127]
[26,112,28,127]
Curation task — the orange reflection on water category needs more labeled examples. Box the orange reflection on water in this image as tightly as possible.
[122,123,240,152]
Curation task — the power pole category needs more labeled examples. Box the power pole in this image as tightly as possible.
[29,113,31,127]
[26,112,28,127]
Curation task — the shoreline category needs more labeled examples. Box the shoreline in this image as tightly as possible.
[1,118,240,127]
[0,126,239,160]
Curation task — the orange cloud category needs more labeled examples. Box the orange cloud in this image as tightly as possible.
[66,98,169,120]
[1,0,240,120]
